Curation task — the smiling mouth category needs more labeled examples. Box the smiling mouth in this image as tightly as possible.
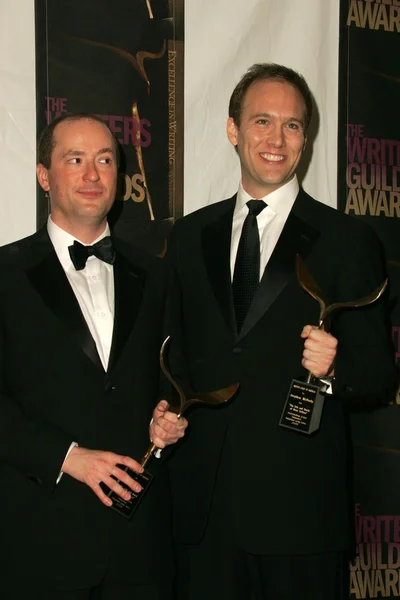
[260,153,285,162]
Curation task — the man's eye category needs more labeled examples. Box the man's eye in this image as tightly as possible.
[69,158,81,164]
[99,157,112,164]
[287,122,301,130]
[256,119,269,126]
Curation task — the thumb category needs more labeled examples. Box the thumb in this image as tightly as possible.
[154,399,169,417]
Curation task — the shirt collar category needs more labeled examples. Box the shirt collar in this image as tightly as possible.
[235,175,299,218]
[47,216,111,272]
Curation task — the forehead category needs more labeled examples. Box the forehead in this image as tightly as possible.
[52,119,114,152]
[242,79,306,117]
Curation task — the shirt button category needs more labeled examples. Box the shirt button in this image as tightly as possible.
[91,275,98,281]
[98,311,106,317]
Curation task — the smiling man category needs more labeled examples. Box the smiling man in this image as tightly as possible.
[163,64,395,599]
[0,113,186,599]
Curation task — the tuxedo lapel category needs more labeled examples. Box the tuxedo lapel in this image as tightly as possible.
[201,199,236,335]
[107,251,145,372]
[238,192,320,341]
[24,229,103,370]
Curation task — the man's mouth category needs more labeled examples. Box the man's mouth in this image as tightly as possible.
[259,153,285,162]
[77,189,103,197]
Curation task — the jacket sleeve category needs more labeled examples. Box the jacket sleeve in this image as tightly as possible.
[331,223,396,404]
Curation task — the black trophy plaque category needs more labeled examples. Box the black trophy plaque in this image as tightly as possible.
[279,255,387,435]
[104,336,239,518]
[282,378,324,435]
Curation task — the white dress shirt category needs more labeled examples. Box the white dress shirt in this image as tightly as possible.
[230,175,299,281]
[47,217,116,481]
[229,177,333,393]
[47,217,115,371]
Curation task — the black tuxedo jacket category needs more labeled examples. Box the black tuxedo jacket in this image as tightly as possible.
[165,189,395,555]
[0,227,172,589]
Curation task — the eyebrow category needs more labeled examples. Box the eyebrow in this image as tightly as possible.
[250,112,304,124]
[62,147,115,159]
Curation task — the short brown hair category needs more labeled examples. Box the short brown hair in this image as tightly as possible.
[37,113,120,168]
[228,63,313,132]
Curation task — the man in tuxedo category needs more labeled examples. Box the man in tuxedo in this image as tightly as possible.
[163,64,395,599]
[0,113,185,599]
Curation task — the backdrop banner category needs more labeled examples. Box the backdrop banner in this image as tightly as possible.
[35,0,184,255]
[338,1,400,598]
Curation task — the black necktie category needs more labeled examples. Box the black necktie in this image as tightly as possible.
[68,236,116,271]
[232,199,266,331]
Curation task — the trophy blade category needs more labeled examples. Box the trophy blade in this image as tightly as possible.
[193,383,240,404]
[323,278,388,320]
[160,336,240,416]
[296,255,327,315]
[182,383,240,412]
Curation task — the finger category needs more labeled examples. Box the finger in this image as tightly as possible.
[103,473,137,500]
[161,411,183,424]
[302,357,334,377]
[303,356,331,370]
[177,417,188,431]
[117,456,144,475]
[303,339,337,358]
[150,434,167,449]
[303,350,335,368]
[112,467,143,494]
[155,413,184,428]
[156,399,170,412]
[152,429,184,447]
[152,420,186,439]
[94,474,133,506]
[303,344,336,359]
[92,482,113,507]
[152,400,170,420]
[307,329,338,347]
[300,324,316,338]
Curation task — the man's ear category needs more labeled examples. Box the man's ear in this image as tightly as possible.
[227,117,239,148]
[303,136,307,152]
[36,163,50,192]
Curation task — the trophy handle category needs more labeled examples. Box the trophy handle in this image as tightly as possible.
[142,337,239,467]
[141,443,157,468]
[159,335,187,416]
[296,255,328,324]
[139,337,186,469]
[140,383,240,468]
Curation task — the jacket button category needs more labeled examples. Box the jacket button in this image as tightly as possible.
[233,347,242,355]
[105,383,116,393]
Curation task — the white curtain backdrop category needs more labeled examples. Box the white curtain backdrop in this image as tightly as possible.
[0,0,36,245]
[0,0,339,243]
[184,0,340,215]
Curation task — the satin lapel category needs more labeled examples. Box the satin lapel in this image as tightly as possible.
[107,251,144,372]
[201,200,236,334]
[25,230,103,370]
[238,199,320,341]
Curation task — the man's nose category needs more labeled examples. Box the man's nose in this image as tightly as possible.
[83,161,100,181]
[267,124,285,148]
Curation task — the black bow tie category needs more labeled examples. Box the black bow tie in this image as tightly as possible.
[68,236,116,271]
